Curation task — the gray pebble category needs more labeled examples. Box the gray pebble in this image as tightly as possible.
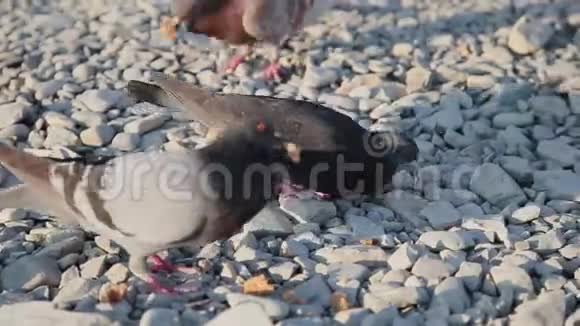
[140,308,181,326]
[431,277,471,314]
[243,205,294,238]
[279,198,336,224]
[76,89,125,113]
[508,15,554,55]
[0,102,34,129]
[111,132,140,151]
[80,124,116,146]
[206,302,273,326]
[124,114,170,135]
[226,293,289,320]
[0,255,61,291]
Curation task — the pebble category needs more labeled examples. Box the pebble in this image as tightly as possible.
[363,286,428,311]
[269,261,298,282]
[490,266,535,300]
[103,263,130,284]
[207,302,273,326]
[0,102,34,129]
[361,306,399,326]
[313,245,389,267]
[419,201,462,230]
[499,156,533,183]
[493,113,534,128]
[281,239,310,257]
[523,230,566,255]
[405,67,432,93]
[346,215,384,240]
[334,308,370,326]
[243,205,294,238]
[43,126,80,147]
[508,15,554,55]
[411,255,454,280]
[537,139,580,167]
[36,80,65,100]
[388,243,421,270]
[280,198,336,224]
[559,244,580,260]
[384,191,429,228]
[529,96,570,126]
[431,277,471,314]
[72,63,95,82]
[418,231,474,251]
[0,255,61,291]
[226,293,289,320]
[76,89,125,113]
[533,170,580,201]
[0,208,27,223]
[81,255,108,279]
[511,290,566,326]
[509,205,541,224]
[303,65,339,88]
[291,275,332,308]
[455,262,483,292]
[80,124,116,146]
[469,163,527,208]
[53,277,102,304]
[111,132,140,151]
[124,114,170,134]
[0,301,113,325]
[139,308,180,326]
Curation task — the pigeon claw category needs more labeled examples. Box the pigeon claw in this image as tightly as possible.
[224,55,247,73]
[277,182,304,198]
[314,192,332,200]
[262,62,284,80]
[149,255,177,273]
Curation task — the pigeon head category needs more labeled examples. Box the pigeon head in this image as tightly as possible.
[214,119,280,162]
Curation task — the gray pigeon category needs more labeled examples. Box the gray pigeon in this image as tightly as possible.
[0,119,289,293]
[161,0,332,79]
[127,75,419,199]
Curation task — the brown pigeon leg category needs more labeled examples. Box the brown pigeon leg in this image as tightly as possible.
[225,45,252,73]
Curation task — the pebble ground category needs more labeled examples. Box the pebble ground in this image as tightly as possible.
[0,0,580,325]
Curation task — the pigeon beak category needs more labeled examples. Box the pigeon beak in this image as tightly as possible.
[283,142,302,164]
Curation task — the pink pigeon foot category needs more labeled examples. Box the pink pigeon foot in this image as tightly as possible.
[149,254,177,273]
[262,62,284,80]
[149,255,200,276]
[224,55,247,73]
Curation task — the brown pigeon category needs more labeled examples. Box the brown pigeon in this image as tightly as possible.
[0,119,290,293]
[161,0,332,80]
[127,74,419,199]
